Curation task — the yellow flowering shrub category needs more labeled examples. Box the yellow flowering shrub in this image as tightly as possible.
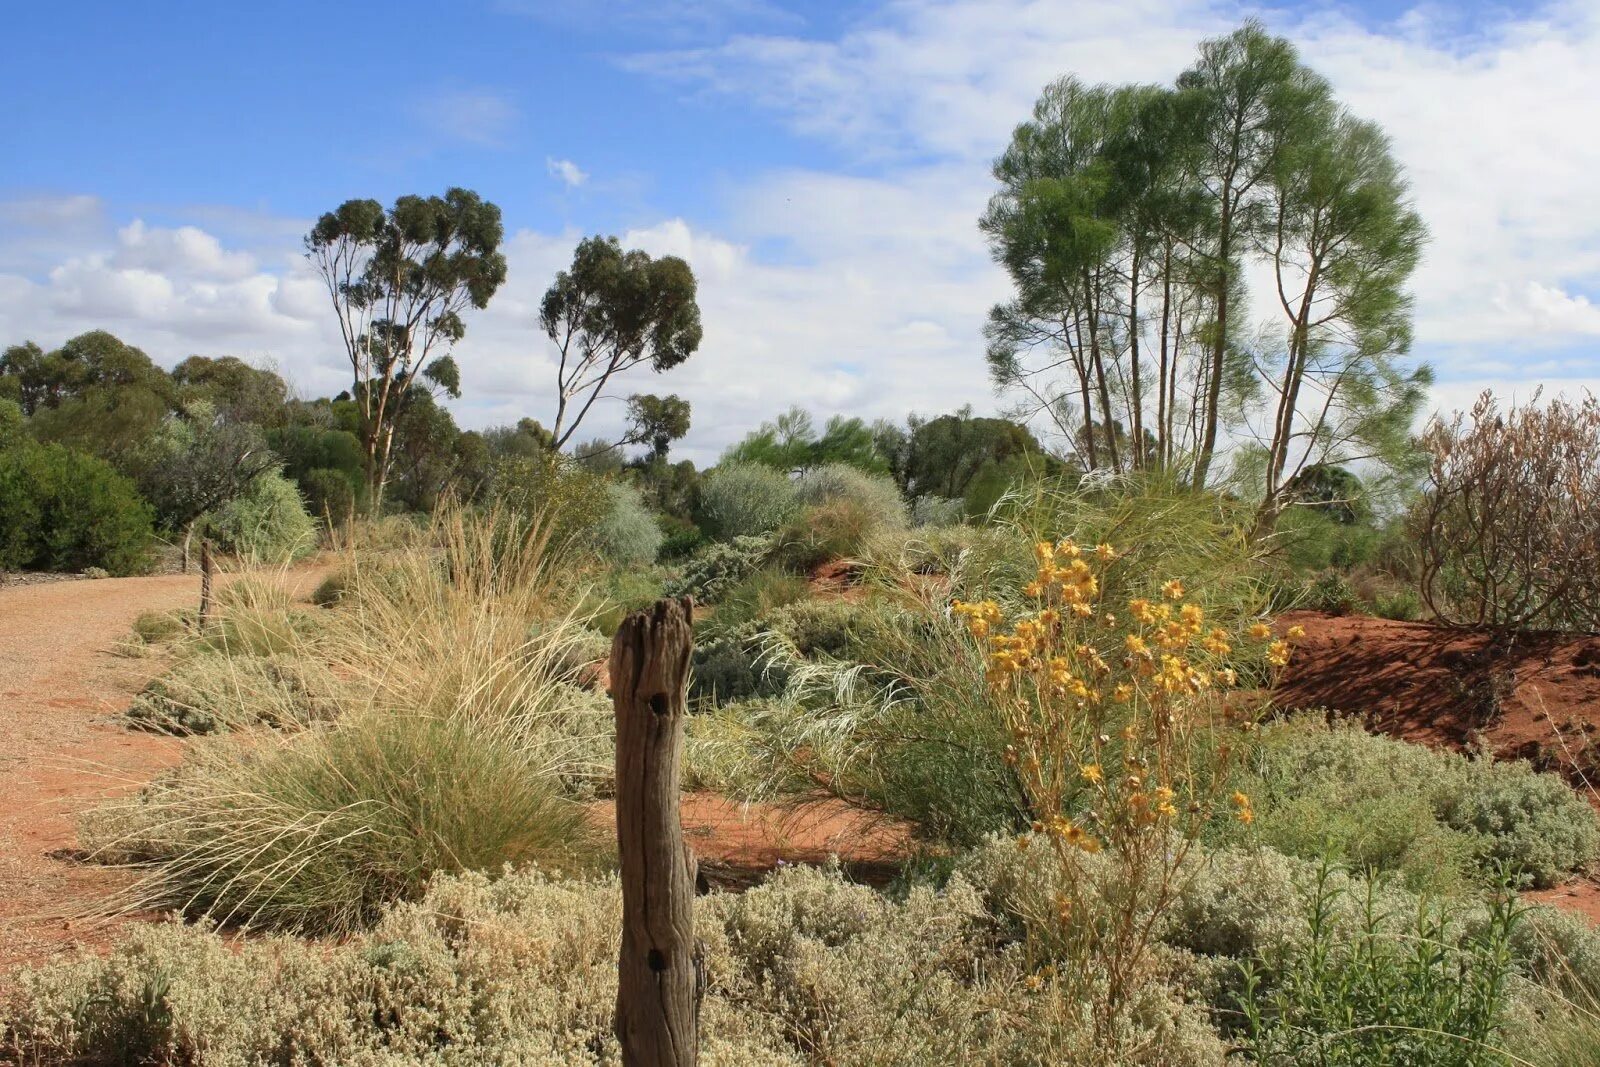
[952,538,1299,1038]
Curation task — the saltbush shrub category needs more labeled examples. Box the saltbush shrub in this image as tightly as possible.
[0,440,153,574]
[697,462,800,540]
[766,598,860,658]
[1227,717,1600,890]
[207,470,316,563]
[1,862,1225,1065]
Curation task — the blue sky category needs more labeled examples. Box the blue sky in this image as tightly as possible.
[3,0,1598,462]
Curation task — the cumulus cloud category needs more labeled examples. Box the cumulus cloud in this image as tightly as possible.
[628,0,1600,399]
[4,1,1598,462]
[546,157,589,188]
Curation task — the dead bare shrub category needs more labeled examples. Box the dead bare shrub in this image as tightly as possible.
[1414,390,1600,632]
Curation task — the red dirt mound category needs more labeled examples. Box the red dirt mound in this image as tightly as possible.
[1275,610,1600,783]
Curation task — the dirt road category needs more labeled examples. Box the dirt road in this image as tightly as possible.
[0,564,329,974]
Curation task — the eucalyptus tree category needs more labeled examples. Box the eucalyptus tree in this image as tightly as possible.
[539,236,702,450]
[306,188,507,510]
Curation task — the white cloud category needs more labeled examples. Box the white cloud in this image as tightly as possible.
[413,88,518,146]
[628,0,1600,396]
[546,157,589,188]
[5,1,1600,462]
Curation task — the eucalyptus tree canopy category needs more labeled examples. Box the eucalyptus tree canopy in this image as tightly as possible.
[305,188,506,510]
[539,236,701,450]
[625,393,692,463]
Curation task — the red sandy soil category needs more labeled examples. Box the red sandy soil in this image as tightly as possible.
[1275,610,1600,920]
[0,563,332,978]
[1275,610,1600,781]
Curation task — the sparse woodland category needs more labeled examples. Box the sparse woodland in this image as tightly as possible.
[6,21,1600,1067]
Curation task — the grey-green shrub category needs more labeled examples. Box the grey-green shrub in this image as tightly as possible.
[1227,717,1600,890]
[794,463,908,528]
[207,470,316,563]
[1,862,1225,1066]
[911,495,965,528]
[698,462,800,539]
[766,598,859,658]
[665,535,772,603]
[590,480,664,565]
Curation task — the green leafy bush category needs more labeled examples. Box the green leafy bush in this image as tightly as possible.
[697,462,800,540]
[206,470,316,563]
[665,534,773,603]
[298,466,358,527]
[590,480,664,565]
[1304,569,1359,614]
[1448,761,1600,889]
[490,451,609,550]
[766,598,860,658]
[1227,717,1600,891]
[0,440,153,574]
[1235,861,1521,1066]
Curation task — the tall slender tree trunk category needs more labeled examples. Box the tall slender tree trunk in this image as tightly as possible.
[1128,247,1144,471]
[1085,268,1120,472]
[1157,247,1172,470]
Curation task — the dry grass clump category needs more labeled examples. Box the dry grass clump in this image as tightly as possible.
[0,863,1226,1066]
[125,653,339,735]
[86,505,614,934]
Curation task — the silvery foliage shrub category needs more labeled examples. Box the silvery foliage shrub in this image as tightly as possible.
[698,462,800,539]
[0,861,1229,1065]
[665,535,772,603]
[910,494,965,528]
[208,469,316,563]
[794,463,908,529]
[589,480,663,566]
[1447,759,1600,889]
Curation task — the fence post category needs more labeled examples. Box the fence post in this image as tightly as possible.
[611,596,699,1067]
[197,540,214,630]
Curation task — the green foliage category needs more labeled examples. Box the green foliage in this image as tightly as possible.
[0,440,153,574]
[765,599,861,659]
[590,480,664,565]
[1227,717,1600,891]
[899,409,1050,511]
[665,534,774,603]
[1236,861,1520,1066]
[540,235,701,450]
[625,392,691,462]
[723,406,892,474]
[306,188,507,508]
[170,355,288,427]
[775,498,885,571]
[130,610,190,645]
[489,450,610,550]
[697,462,800,540]
[206,470,317,563]
[1304,569,1359,614]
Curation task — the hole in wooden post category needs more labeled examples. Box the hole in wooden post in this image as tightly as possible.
[649,693,669,716]
[648,948,668,972]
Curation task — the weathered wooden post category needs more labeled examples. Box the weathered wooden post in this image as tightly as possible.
[197,540,214,630]
[611,596,699,1066]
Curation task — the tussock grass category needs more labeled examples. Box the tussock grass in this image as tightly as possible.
[87,504,612,934]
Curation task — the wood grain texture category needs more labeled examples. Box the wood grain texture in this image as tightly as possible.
[611,596,700,1066]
